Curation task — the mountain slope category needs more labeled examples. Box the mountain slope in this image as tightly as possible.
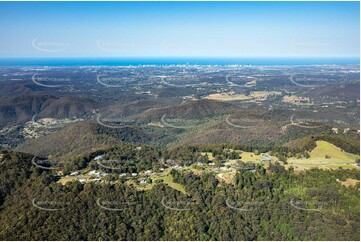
[139,99,236,120]
[15,121,152,159]
[0,95,96,127]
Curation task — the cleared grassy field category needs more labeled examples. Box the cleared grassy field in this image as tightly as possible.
[202,151,278,164]
[216,170,237,184]
[58,176,77,185]
[235,151,279,163]
[161,174,186,194]
[203,91,280,102]
[201,152,215,161]
[152,169,186,194]
[339,178,359,188]
[203,92,251,101]
[287,141,359,171]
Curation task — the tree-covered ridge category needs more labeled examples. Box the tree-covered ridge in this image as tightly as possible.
[11,136,358,183]
[0,150,359,241]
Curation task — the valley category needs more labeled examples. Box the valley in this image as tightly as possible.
[0,64,359,241]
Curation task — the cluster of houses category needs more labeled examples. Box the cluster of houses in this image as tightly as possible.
[331,127,358,134]
[61,151,274,185]
[88,154,156,185]
[66,170,108,183]
[65,168,158,184]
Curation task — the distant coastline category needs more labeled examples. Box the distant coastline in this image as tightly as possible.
[0,57,359,67]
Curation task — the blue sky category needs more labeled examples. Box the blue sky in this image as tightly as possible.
[0,1,359,58]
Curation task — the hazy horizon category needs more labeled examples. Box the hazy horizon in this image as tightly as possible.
[0,56,359,66]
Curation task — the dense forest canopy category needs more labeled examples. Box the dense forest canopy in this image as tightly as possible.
[0,148,359,241]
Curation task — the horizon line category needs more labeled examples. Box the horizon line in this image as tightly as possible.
[1,56,360,59]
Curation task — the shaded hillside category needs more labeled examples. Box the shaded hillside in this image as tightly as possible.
[0,95,96,127]
[99,98,181,118]
[283,134,360,154]
[306,82,360,101]
[0,79,52,97]
[139,99,236,120]
[15,121,152,159]
[171,115,333,148]
[155,86,199,98]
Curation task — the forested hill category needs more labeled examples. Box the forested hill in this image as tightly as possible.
[15,121,153,159]
[0,150,359,240]
[0,94,96,127]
